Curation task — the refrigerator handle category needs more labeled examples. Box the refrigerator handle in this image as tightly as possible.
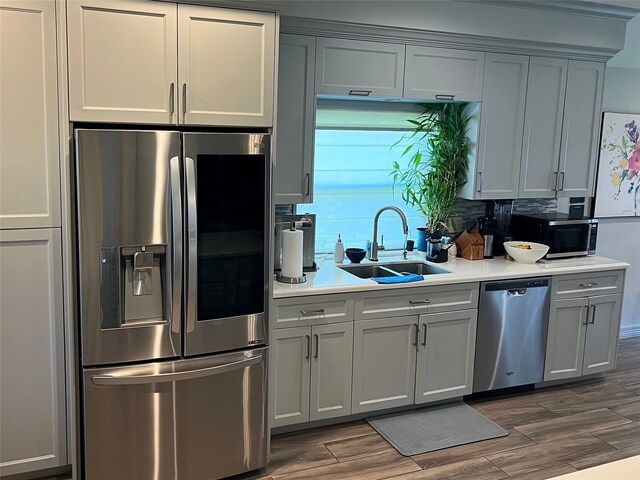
[185,156,197,333]
[91,354,263,386]
[169,156,183,334]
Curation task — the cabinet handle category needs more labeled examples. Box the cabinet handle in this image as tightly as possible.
[582,305,589,325]
[300,308,325,315]
[435,94,455,100]
[589,305,596,324]
[413,324,419,347]
[305,335,311,360]
[553,172,559,192]
[579,282,598,288]
[304,173,310,197]
[348,89,371,96]
[409,299,431,306]
[169,83,175,115]
[477,171,483,193]
[182,83,187,117]
[421,323,427,346]
[313,334,319,359]
[559,172,566,191]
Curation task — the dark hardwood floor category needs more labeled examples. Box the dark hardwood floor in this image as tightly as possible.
[43,337,640,480]
[236,336,640,480]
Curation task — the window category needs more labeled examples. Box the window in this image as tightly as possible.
[299,100,427,254]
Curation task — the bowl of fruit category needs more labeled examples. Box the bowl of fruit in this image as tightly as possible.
[504,241,549,264]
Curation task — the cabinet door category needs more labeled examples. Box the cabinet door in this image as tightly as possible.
[0,229,66,476]
[352,317,417,414]
[557,61,604,198]
[415,310,477,404]
[178,5,275,126]
[0,0,60,229]
[544,297,588,382]
[519,57,568,198]
[310,322,353,422]
[67,0,178,124]
[315,37,405,97]
[583,294,622,376]
[275,34,316,204]
[475,54,529,199]
[270,327,311,428]
[404,47,484,101]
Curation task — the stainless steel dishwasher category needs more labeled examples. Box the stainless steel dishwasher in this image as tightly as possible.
[473,277,551,393]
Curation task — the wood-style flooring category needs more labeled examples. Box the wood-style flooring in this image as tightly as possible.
[234,337,640,480]
[41,338,640,480]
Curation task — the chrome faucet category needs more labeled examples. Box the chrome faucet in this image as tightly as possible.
[370,206,409,261]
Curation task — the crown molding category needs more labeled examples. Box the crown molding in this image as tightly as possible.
[280,16,619,62]
[451,1,640,21]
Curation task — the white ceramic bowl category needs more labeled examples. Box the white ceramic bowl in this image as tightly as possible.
[504,241,549,264]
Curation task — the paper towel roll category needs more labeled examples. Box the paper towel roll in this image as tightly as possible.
[281,228,304,278]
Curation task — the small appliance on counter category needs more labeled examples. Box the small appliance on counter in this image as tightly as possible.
[510,212,598,259]
[478,201,497,259]
[274,213,317,272]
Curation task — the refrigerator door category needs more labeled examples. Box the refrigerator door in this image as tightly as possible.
[183,133,271,356]
[76,129,183,366]
[83,348,268,480]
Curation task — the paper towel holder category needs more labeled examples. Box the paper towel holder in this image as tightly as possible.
[276,272,307,284]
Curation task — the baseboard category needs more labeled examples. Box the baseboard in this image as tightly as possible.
[620,324,640,339]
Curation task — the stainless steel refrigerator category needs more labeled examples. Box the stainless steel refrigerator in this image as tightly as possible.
[75,129,271,480]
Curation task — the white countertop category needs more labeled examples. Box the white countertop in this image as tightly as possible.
[273,252,629,299]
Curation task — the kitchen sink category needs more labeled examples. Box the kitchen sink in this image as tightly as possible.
[339,261,450,279]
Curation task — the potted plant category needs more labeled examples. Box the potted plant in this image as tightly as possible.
[391,102,471,249]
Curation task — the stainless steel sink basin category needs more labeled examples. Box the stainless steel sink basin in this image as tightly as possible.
[338,261,450,279]
[338,264,400,279]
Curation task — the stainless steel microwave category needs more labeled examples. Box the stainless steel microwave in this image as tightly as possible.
[510,213,598,259]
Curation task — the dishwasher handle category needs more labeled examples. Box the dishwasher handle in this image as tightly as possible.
[485,278,550,292]
[507,289,527,296]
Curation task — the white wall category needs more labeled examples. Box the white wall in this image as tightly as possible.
[599,13,640,337]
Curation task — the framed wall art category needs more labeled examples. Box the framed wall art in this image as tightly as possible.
[594,112,640,217]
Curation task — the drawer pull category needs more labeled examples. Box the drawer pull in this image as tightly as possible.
[300,308,325,315]
[579,283,598,288]
[348,89,372,96]
[409,300,431,306]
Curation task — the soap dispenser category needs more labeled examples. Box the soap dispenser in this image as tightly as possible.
[334,234,345,263]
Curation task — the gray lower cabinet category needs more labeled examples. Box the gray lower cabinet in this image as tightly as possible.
[270,322,353,428]
[415,310,478,404]
[275,34,316,204]
[352,317,418,414]
[0,228,67,476]
[544,293,621,382]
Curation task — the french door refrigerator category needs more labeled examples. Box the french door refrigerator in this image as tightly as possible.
[75,129,271,480]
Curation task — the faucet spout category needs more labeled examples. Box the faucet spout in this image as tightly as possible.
[370,206,409,261]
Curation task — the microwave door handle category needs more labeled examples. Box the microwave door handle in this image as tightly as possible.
[185,156,197,334]
[91,354,263,386]
[169,156,183,334]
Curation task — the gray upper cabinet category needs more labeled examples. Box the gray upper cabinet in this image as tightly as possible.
[404,46,484,101]
[1,0,61,229]
[68,0,275,126]
[67,0,178,124]
[469,53,529,200]
[315,37,405,97]
[519,57,568,198]
[557,61,604,198]
[177,4,275,126]
[0,229,67,476]
[275,34,316,204]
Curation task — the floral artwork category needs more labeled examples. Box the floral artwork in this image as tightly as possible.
[594,113,640,217]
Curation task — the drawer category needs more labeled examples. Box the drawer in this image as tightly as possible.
[273,294,355,328]
[552,270,624,299]
[355,283,479,320]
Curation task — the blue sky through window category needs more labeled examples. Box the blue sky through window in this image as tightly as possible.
[299,129,427,254]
